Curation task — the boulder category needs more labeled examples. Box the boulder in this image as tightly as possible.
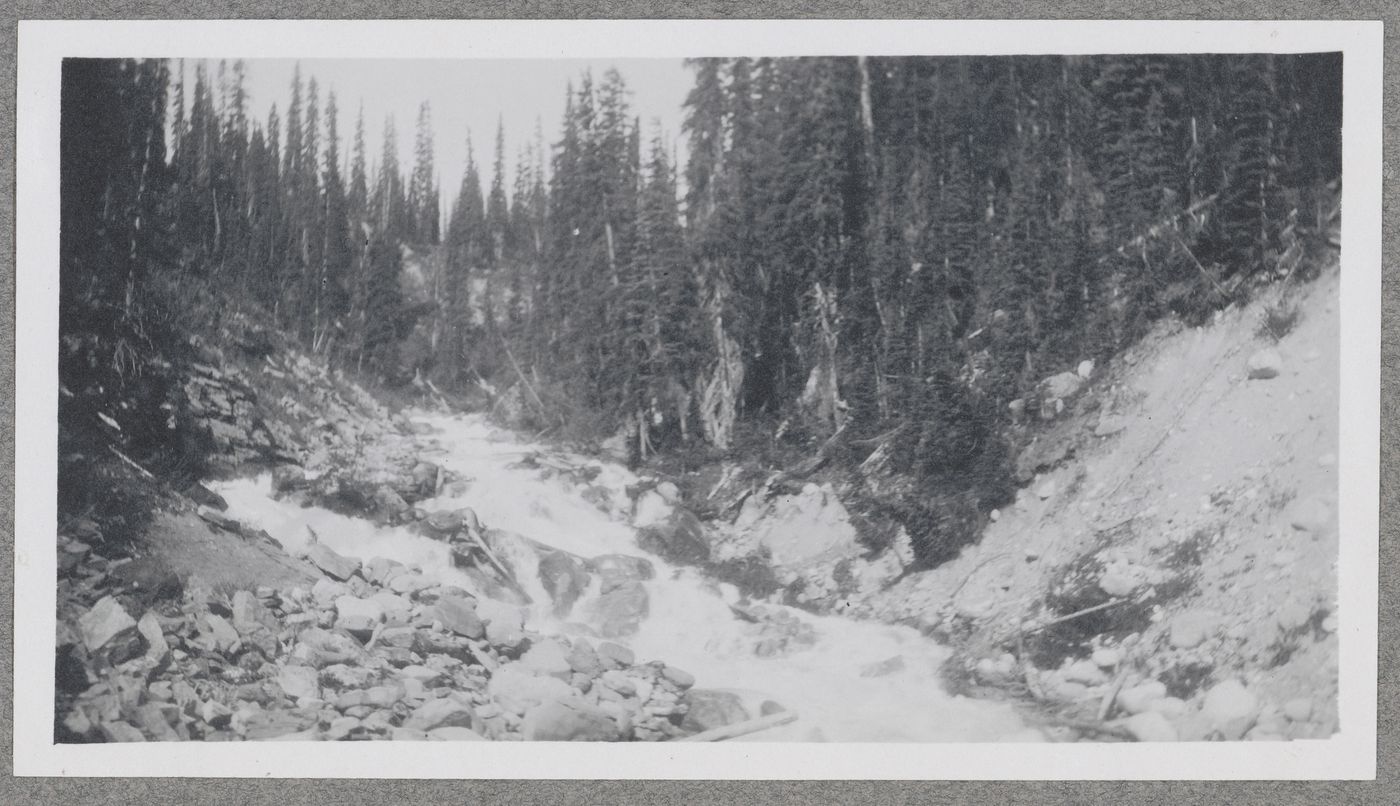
[567,639,603,677]
[277,665,321,702]
[198,613,241,654]
[290,627,364,668]
[271,465,307,493]
[661,665,696,689]
[522,698,622,741]
[520,640,574,681]
[537,551,591,618]
[403,697,476,732]
[1123,711,1178,742]
[589,580,650,638]
[487,666,574,715]
[636,509,711,566]
[231,590,272,635]
[424,509,464,534]
[434,595,485,640]
[1246,348,1283,380]
[429,726,486,741]
[371,591,413,626]
[135,611,169,665]
[1117,681,1167,715]
[1077,359,1095,379]
[596,641,634,669]
[588,554,656,593]
[1042,371,1085,401]
[307,543,360,582]
[334,595,385,639]
[1169,610,1220,649]
[373,485,410,519]
[1202,679,1260,740]
[363,556,407,586]
[681,689,750,733]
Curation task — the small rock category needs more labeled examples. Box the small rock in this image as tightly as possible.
[1246,347,1283,380]
[363,557,407,586]
[1290,497,1334,536]
[1202,679,1260,740]
[1077,359,1095,379]
[1283,698,1314,722]
[567,639,602,677]
[1036,480,1057,500]
[1123,711,1177,742]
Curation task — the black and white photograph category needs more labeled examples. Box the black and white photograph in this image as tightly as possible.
[13,19,1382,779]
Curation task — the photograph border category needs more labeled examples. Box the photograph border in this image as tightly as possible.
[8,14,1387,787]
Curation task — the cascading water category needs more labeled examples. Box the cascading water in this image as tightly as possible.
[215,412,1037,742]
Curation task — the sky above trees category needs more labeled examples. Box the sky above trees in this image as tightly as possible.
[177,58,691,209]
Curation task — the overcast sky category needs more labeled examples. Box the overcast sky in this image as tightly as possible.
[181,58,693,208]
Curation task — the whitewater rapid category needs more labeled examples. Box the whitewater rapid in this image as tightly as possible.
[215,411,1037,742]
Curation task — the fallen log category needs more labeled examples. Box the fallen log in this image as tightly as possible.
[675,710,799,742]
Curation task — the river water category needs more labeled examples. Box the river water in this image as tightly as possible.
[215,411,1035,742]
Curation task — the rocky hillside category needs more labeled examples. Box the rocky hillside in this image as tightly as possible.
[55,311,783,743]
[689,262,1341,742]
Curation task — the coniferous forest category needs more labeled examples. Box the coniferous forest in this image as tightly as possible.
[60,54,1342,567]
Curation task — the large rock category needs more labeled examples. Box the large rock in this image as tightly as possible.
[373,485,410,519]
[290,627,365,668]
[307,542,360,581]
[363,556,407,586]
[277,665,321,702]
[334,595,385,639]
[79,597,143,664]
[403,697,475,732]
[1122,711,1177,742]
[537,551,591,618]
[1169,610,1221,649]
[522,698,621,741]
[271,464,307,493]
[487,666,574,715]
[587,554,656,593]
[135,611,169,665]
[681,689,751,733]
[636,509,711,566]
[588,580,650,638]
[519,639,573,681]
[434,595,485,640]
[1041,371,1085,401]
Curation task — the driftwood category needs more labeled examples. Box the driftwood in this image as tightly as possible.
[460,527,533,604]
[107,445,155,479]
[1021,598,1129,635]
[675,710,799,742]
